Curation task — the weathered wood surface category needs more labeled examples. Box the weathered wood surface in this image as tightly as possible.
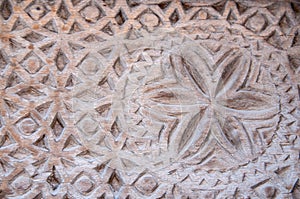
[0,0,299,198]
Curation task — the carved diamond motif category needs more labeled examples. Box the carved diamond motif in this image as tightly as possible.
[78,54,102,76]
[10,171,32,194]
[76,114,99,136]
[80,2,105,23]
[20,52,45,74]
[0,0,12,20]
[0,0,298,198]
[50,113,65,138]
[25,0,49,20]
[135,174,158,195]
[72,172,95,195]
[16,114,39,136]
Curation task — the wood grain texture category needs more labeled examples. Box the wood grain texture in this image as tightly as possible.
[0,0,299,198]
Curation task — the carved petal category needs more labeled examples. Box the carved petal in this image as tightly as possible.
[215,90,279,120]
[168,107,210,155]
[210,116,238,155]
[215,94,279,120]
[180,43,212,98]
[221,91,276,111]
[210,114,254,161]
[146,86,209,106]
[178,111,203,153]
[214,50,251,98]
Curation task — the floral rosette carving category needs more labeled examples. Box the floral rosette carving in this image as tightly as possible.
[73,31,280,172]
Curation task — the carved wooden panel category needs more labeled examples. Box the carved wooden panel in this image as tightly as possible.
[0,0,299,198]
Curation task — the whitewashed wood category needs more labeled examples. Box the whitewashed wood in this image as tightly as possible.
[0,0,299,198]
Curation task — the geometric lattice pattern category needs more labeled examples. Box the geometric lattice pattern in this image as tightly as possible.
[0,0,299,198]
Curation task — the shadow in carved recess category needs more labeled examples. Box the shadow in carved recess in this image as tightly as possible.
[0,0,299,198]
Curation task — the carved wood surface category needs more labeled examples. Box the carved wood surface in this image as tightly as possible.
[0,0,299,198]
